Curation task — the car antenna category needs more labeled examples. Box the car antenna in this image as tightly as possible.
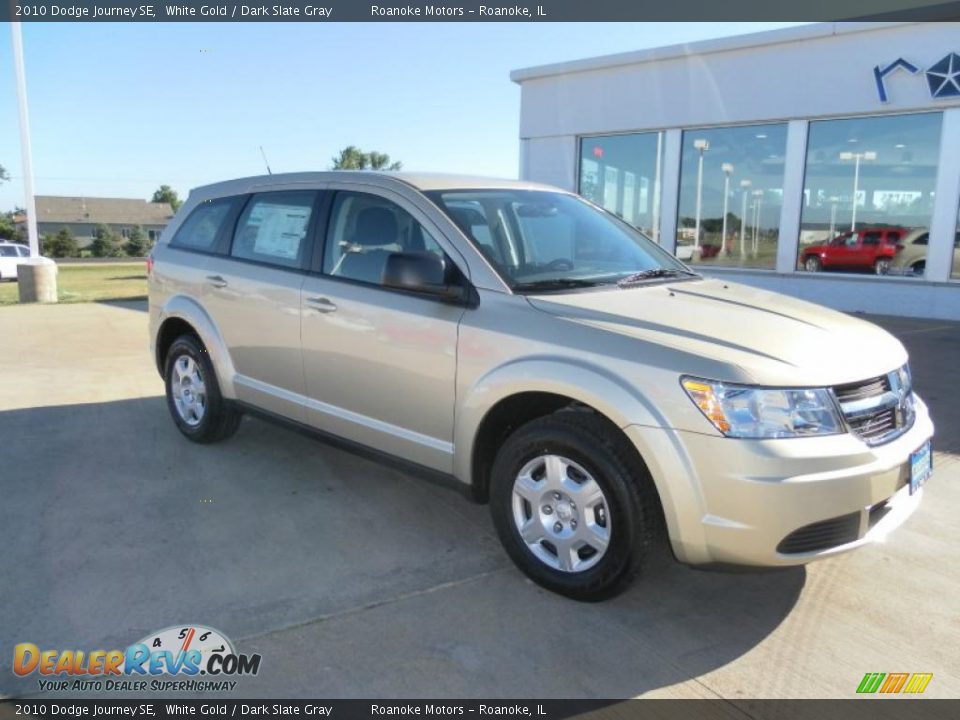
[259,145,273,175]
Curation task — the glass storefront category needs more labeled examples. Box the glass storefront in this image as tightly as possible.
[953,204,960,280]
[798,112,943,277]
[578,133,663,243]
[677,124,788,269]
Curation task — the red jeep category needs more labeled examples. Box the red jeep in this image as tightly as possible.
[800,228,906,274]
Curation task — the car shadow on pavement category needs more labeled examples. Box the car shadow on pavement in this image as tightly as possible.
[0,397,804,699]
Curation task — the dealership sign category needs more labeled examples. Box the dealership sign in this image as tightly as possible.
[874,52,960,102]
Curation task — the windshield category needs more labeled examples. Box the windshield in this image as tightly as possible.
[426,189,696,292]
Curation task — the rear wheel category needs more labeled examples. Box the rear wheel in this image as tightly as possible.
[911,260,926,276]
[875,258,892,275]
[164,334,241,443]
[489,412,658,601]
[804,256,821,272]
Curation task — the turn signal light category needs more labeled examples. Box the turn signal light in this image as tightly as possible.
[681,379,731,433]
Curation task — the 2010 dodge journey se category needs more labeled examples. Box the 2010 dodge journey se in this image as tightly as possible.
[148,172,934,600]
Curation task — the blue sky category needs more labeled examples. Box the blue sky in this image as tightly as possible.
[0,22,805,210]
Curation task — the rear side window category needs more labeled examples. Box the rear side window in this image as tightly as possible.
[0,246,17,257]
[231,191,317,269]
[171,199,237,252]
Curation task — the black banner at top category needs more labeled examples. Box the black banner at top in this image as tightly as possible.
[3,0,960,22]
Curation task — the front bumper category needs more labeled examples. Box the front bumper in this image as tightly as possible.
[623,396,934,566]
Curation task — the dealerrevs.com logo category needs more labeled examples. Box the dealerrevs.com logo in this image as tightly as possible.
[13,625,261,693]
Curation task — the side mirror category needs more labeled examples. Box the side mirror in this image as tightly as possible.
[383,252,467,302]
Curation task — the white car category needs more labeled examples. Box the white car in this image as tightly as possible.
[0,242,54,280]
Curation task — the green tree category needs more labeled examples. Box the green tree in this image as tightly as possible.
[43,227,79,258]
[0,213,17,240]
[331,145,402,171]
[151,185,182,211]
[124,225,149,257]
[89,224,122,258]
[0,163,9,184]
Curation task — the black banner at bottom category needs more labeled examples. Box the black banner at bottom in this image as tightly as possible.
[1,700,959,720]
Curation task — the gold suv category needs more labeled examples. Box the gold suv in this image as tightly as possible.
[149,172,934,600]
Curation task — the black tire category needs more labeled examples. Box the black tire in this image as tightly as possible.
[164,334,241,443]
[875,258,892,275]
[804,256,821,272]
[912,261,926,276]
[489,411,659,601]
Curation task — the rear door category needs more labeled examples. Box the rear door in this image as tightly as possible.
[202,190,323,423]
[299,186,467,472]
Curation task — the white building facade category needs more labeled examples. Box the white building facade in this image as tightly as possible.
[512,22,960,320]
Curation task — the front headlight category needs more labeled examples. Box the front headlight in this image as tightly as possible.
[681,377,844,439]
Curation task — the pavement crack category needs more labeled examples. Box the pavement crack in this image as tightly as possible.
[236,567,512,646]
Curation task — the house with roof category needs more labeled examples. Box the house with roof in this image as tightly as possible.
[18,196,175,247]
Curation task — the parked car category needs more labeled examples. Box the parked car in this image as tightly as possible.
[149,173,933,600]
[800,227,907,274]
[889,228,960,276]
[0,241,32,280]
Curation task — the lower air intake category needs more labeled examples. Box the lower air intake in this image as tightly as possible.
[776,512,861,554]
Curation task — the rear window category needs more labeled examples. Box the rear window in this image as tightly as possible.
[170,198,239,252]
[0,246,18,257]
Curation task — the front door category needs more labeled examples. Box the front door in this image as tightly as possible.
[300,188,466,472]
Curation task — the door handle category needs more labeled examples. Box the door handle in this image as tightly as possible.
[306,296,337,313]
[206,275,228,289]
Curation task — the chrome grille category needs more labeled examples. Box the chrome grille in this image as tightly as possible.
[834,366,914,446]
[834,375,890,404]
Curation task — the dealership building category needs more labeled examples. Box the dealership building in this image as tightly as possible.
[512,22,960,320]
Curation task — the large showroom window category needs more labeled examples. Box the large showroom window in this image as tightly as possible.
[798,112,943,278]
[953,204,960,280]
[676,124,788,269]
[578,132,663,243]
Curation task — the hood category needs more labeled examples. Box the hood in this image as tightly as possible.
[526,278,907,387]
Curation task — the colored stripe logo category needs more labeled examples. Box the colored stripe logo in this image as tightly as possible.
[857,672,933,694]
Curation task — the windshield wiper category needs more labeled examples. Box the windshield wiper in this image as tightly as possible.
[513,278,606,293]
[617,268,699,287]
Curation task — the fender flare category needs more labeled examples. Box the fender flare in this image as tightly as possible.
[156,295,238,399]
[454,355,669,482]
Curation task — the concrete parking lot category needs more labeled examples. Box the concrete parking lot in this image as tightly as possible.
[1,300,958,700]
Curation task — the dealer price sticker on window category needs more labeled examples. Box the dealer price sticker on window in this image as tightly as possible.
[909,440,932,495]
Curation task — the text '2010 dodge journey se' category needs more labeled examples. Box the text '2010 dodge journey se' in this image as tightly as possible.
[148,172,934,600]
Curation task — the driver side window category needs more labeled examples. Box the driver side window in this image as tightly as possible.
[323,192,445,287]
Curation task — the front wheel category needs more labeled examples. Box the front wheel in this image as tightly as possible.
[164,334,241,443]
[804,256,821,272]
[489,412,658,601]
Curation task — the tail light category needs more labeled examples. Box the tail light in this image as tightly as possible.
[895,244,905,253]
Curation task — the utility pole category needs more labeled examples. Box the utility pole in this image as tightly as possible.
[11,22,39,258]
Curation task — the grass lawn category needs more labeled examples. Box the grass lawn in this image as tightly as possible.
[0,262,148,306]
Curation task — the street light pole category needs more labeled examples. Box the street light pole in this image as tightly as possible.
[720,163,734,257]
[693,139,709,252]
[11,22,39,258]
[839,150,876,232]
[752,190,764,257]
[739,179,751,262]
[829,196,839,238]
